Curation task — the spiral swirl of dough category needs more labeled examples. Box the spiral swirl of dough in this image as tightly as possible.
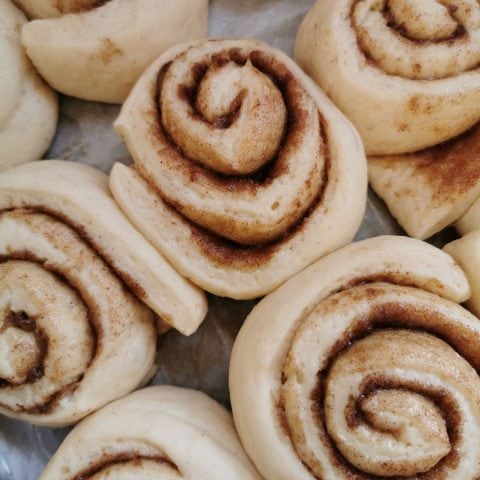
[295,0,480,239]
[0,161,207,334]
[16,0,208,102]
[0,0,57,171]
[230,236,480,479]
[111,38,367,299]
[40,386,262,480]
[0,207,157,427]
[296,0,480,155]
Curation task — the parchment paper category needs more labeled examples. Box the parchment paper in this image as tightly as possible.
[0,1,415,478]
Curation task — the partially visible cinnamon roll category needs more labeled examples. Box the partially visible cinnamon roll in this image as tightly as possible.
[0,160,207,335]
[111,38,367,299]
[0,0,57,171]
[295,0,480,239]
[0,208,157,427]
[230,236,480,479]
[16,0,208,103]
[40,386,262,479]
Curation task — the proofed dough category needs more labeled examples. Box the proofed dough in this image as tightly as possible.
[230,236,480,479]
[0,0,57,170]
[111,38,367,299]
[41,386,262,479]
[18,0,208,102]
[295,0,480,239]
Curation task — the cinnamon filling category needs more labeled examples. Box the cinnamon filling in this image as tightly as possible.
[370,122,480,207]
[53,0,110,15]
[72,454,178,480]
[0,206,147,301]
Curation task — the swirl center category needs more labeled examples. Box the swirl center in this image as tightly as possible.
[0,257,95,413]
[326,331,451,476]
[0,311,42,385]
[352,0,480,79]
[387,0,460,41]
[161,51,287,175]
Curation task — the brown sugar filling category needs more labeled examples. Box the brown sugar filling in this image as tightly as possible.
[72,453,178,480]
[53,0,110,15]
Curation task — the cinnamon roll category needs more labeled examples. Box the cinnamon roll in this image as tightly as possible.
[40,386,262,479]
[230,235,480,479]
[0,160,207,335]
[0,0,57,171]
[295,0,480,239]
[17,0,208,103]
[111,38,367,299]
[0,210,157,427]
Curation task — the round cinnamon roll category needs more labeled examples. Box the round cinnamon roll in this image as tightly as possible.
[230,236,480,479]
[17,0,208,103]
[111,38,367,300]
[40,386,262,479]
[0,160,207,335]
[295,0,480,239]
[0,0,57,171]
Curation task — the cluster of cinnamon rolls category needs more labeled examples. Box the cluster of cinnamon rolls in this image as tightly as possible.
[3,0,480,479]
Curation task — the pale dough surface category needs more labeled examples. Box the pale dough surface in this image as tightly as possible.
[19,0,208,102]
[0,0,57,170]
[41,386,262,479]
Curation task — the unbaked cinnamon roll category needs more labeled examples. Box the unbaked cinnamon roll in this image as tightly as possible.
[0,0,57,171]
[40,386,262,479]
[111,38,367,300]
[0,210,157,427]
[230,235,480,479]
[16,0,208,103]
[295,0,480,239]
[0,161,207,427]
[0,160,207,335]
